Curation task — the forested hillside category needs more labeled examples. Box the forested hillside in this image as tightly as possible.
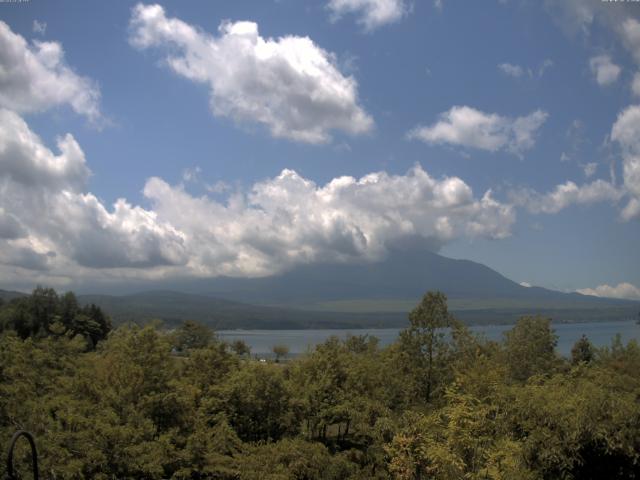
[1,289,639,479]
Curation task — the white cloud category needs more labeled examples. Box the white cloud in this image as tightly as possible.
[0,109,187,272]
[0,110,515,282]
[589,54,621,86]
[129,3,373,144]
[0,21,101,122]
[206,180,232,195]
[519,105,640,221]
[620,17,640,64]
[408,106,548,156]
[577,282,640,301]
[32,20,47,36]
[0,108,89,191]
[610,105,640,220]
[141,165,515,278]
[327,0,408,31]
[498,59,553,79]
[520,281,532,288]
[498,63,524,77]
[511,179,622,214]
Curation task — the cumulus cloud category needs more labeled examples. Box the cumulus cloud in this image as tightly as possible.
[577,282,640,301]
[0,109,515,282]
[142,165,515,277]
[327,0,408,31]
[0,109,89,191]
[610,105,640,220]
[511,179,622,214]
[0,109,187,272]
[0,21,101,122]
[589,54,621,86]
[408,106,548,156]
[129,3,373,144]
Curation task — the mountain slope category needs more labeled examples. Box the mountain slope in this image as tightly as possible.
[4,250,638,328]
[0,289,27,302]
[77,291,405,329]
[201,248,634,309]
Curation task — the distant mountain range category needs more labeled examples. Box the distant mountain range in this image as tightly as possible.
[75,291,400,329]
[0,289,28,302]
[2,249,638,328]
[200,248,621,305]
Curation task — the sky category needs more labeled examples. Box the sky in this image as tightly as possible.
[0,0,639,299]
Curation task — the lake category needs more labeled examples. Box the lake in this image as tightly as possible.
[218,320,640,358]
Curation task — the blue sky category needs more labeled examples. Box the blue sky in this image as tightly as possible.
[0,0,639,299]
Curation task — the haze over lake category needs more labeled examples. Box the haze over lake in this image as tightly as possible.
[219,320,640,357]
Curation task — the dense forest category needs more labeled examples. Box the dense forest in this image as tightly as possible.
[1,289,639,479]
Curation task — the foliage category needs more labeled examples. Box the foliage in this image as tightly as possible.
[272,344,290,362]
[0,287,111,348]
[172,320,215,352]
[1,289,640,479]
[571,334,595,365]
[503,315,560,382]
[397,291,458,403]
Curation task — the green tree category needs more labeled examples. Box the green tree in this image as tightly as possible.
[231,339,251,357]
[172,320,213,352]
[398,291,456,403]
[571,334,595,365]
[272,344,290,362]
[503,315,559,382]
[215,363,297,442]
[238,438,355,480]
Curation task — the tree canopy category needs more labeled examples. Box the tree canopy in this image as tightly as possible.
[1,289,639,479]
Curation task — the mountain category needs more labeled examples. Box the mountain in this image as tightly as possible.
[0,289,27,302]
[81,249,638,328]
[201,248,636,307]
[4,250,638,328]
[77,291,405,329]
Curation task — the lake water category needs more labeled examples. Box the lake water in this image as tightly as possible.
[218,320,640,358]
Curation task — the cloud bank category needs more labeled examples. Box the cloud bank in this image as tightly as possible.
[0,107,516,284]
[577,282,640,301]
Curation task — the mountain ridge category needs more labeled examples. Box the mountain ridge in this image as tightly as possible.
[2,250,638,328]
